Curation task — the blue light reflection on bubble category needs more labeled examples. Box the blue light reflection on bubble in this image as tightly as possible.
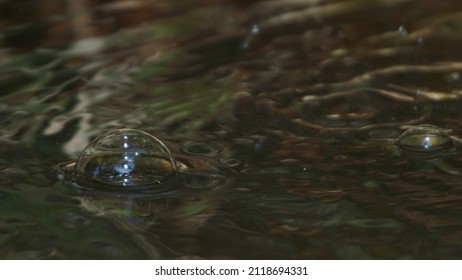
[72,129,178,189]
[57,129,229,195]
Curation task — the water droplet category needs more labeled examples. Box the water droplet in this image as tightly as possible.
[250,24,260,35]
[240,23,260,50]
[73,129,177,189]
[396,124,452,153]
[398,25,408,36]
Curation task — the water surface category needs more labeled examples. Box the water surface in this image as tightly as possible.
[2,0,462,259]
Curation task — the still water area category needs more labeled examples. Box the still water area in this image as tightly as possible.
[2,0,462,259]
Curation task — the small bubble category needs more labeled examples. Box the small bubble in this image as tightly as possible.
[182,141,218,155]
[398,25,408,36]
[447,72,461,83]
[221,157,245,168]
[396,124,452,153]
[250,24,260,35]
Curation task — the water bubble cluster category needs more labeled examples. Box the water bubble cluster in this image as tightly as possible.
[72,129,177,189]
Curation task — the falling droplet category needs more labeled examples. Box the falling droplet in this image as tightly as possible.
[250,24,260,35]
[73,129,177,189]
[240,23,260,50]
[396,124,452,153]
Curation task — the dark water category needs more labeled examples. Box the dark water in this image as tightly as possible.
[2,0,462,259]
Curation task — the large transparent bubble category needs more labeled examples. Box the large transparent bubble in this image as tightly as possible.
[58,128,230,196]
[72,129,177,189]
